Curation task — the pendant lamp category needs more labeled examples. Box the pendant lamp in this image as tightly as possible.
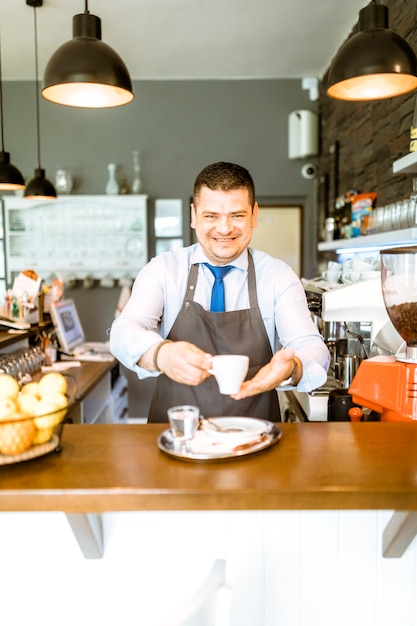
[326,1,417,101]
[24,0,56,200]
[0,34,25,191]
[41,0,134,108]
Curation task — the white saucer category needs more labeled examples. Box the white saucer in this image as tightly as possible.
[201,416,267,443]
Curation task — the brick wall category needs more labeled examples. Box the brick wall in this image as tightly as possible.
[318,0,417,238]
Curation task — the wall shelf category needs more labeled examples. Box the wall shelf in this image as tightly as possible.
[318,227,417,252]
[392,152,417,174]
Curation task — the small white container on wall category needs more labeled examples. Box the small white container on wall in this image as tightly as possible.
[288,110,319,159]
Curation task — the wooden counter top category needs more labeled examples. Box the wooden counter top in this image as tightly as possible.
[1,422,417,513]
[61,359,116,403]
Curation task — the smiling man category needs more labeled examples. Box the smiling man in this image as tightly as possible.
[110,161,329,422]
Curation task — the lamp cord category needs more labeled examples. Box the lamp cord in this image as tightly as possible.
[0,32,5,153]
[32,4,42,170]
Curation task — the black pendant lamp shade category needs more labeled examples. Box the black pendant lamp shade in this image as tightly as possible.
[24,168,56,198]
[24,0,56,200]
[0,35,25,190]
[0,152,25,192]
[326,2,417,101]
[42,5,134,108]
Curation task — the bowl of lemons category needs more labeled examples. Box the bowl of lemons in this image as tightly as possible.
[0,371,75,463]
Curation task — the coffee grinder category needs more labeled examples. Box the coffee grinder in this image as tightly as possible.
[349,247,417,421]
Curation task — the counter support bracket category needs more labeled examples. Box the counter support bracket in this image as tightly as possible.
[65,513,104,559]
[382,511,417,558]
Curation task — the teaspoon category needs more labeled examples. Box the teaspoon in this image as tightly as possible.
[200,416,244,433]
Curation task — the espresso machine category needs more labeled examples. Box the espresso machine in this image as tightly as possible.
[349,247,417,421]
[299,271,404,421]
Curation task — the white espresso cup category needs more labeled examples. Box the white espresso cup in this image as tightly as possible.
[322,269,341,283]
[209,354,250,395]
[321,260,342,283]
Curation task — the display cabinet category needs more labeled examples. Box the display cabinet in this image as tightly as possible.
[0,204,6,300]
[2,195,148,284]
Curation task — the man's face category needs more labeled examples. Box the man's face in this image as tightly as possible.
[191,186,258,264]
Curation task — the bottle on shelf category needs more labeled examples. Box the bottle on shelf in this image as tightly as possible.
[410,96,417,152]
[131,150,142,194]
[118,175,130,195]
[106,163,119,195]
[324,216,335,241]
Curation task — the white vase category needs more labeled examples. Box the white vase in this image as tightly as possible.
[106,163,119,195]
[55,169,73,194]
[131,150,142,194]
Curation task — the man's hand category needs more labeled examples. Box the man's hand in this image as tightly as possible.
[231,348,301,400]
[146,340,212,386]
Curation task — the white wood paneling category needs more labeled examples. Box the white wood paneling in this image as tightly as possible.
[0,510,417,626]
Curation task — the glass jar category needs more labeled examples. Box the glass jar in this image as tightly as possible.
[408,178,417,228]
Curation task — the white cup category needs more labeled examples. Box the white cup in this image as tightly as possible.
[167,405,200,451]
[359,270,381,281]
[44,345,57,365]
[209,355,250,395]
[322,261,342,283]
[343,257,379,272]
[322,270,341,283]
[327,261,342,273]
[341,271,360,284]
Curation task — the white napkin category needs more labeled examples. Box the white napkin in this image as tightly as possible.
[41,361,82,372]
[189,430,259,455]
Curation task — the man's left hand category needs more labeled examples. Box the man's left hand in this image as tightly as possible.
[231,348,300,400]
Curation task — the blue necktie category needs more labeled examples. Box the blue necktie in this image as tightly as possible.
[203,263,234,312]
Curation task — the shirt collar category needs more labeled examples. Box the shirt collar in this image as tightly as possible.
[190,244,249,271]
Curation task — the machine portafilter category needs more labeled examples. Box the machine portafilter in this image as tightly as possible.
[349,247,417,421]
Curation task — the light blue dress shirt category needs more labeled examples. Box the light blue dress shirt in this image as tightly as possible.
[110,244,329,391]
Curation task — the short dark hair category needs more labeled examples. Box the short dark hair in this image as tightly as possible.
[193,162,256,208]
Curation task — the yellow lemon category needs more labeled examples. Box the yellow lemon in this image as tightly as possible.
[38,372,67,397]
[32,426,54,445]
[0,419,35,455]
[21,381,41,398]
[43,392,68,409]
[33,395,67,429]
[17,393,41,416]
[41,392,68,426]
[0,397,18,421]
[0,374,19,400]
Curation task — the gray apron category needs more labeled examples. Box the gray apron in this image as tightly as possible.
[148,251,280,422]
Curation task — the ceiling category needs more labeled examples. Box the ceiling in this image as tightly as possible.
[1,0,366,82]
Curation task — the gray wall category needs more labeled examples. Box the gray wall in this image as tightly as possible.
[2,78,318,416]
[4,79,318,270]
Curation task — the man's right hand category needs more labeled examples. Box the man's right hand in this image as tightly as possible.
[144,340,213,386]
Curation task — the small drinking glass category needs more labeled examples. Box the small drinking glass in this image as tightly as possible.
[167,405,200,452]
